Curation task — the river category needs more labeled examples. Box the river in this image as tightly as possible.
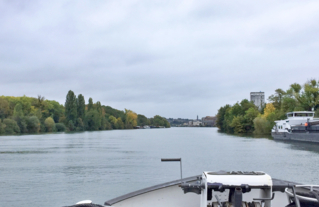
[1,127,319,206]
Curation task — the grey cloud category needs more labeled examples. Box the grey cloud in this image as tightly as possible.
[1,0,319,118]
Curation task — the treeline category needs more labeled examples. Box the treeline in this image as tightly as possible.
[216,79,319,135]
[0,90,170,135]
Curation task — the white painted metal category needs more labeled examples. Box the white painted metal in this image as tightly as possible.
[201,172,273,207]
[112,184,199,207]
[204,171,272,186]
[75,200,92,204]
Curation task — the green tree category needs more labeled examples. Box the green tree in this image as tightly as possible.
[65,90,77,128]
[56,123,67,132]
[35,95,46,110]
[230,116,245,133]
[124,109,138,129]
[44,117,55,132]
[253,117,272,135]
[216,104,231,132]
[27,116,40,133]
[86,110,101,130]
[268,89,286,110]
[0,120,5,134]
[3,118,20,134]
[149,115,170,128]
[0,97,11,119]
[13,103,24,117]
[88,98,94,111]
[14,117,28,133]
[77,94,86,122]
[243,107,260,132]
[76,118,85,131]
[116,117,124,129]
[68,120,75,131]
[109,115,117,129]
[137,114,149,126]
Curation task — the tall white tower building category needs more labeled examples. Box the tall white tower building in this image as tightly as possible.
[250,92,265,108]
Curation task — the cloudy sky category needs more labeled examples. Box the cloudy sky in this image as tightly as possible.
[1,0,319,119]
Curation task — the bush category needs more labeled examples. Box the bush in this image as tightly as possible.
[56,123,66,132]
[3,118,20,134]
[76,118,84,131]
[0,120,5,134]
[44,117,55,132]
[14,116,28,133]
[26,116,40,133]
[253,117,272,135]
[68,120,75,131]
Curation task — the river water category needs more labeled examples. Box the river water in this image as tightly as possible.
[1,128,319,206]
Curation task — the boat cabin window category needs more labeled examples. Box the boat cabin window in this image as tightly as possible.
[287,113,293,117]
[294,113,314,117]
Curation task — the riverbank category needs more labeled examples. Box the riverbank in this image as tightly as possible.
[0,91,170,136]
[216,79,319,135]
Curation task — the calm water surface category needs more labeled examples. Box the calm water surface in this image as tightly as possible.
[1,128,319,207]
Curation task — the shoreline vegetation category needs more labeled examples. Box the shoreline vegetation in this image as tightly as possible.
[216,79,319,135]
[0,90,170,136]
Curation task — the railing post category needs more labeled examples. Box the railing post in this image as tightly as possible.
[161,158,183,183]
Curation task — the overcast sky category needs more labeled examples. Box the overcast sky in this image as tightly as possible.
[1,1,319,119]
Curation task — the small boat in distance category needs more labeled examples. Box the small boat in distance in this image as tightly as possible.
[271,111,319,143]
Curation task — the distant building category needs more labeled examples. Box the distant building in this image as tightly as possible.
[166,117,190,127]
[189,120,202,126]
[250,92,265,108]
[201,116,216,127]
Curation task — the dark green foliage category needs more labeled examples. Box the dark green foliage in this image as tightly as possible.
[76,118,85,131]
[137,114,149,126]
[65,90,77,125]
[103,106,125,120]
[77,94,86,121]
[68,120,75,131]
[0,92,168,135]
[86,110,101,130]
[240,99,256,112]
[216,102,259,134]
[150,115,170,128]
[88,98,94,111]
[14,116,28,133]
[0,97,11,119]
[27,116,40,133]
[40,122,46,133]
[96,101,102,114]
[253,117,271,135]
[216,105,231,132]
[115,118,124,129]
[56,123,67,132]
[0,120,5,134]
[13,103,24,117]
[3,119,20,134]
[44,100,64,123]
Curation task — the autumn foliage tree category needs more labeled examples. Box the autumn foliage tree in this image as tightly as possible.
[0,91,169,135]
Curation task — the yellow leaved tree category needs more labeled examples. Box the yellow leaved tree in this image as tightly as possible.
[262,103,276,119]
[125,109,137,129]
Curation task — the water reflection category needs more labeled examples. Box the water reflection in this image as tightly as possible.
[274,140,319,154]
